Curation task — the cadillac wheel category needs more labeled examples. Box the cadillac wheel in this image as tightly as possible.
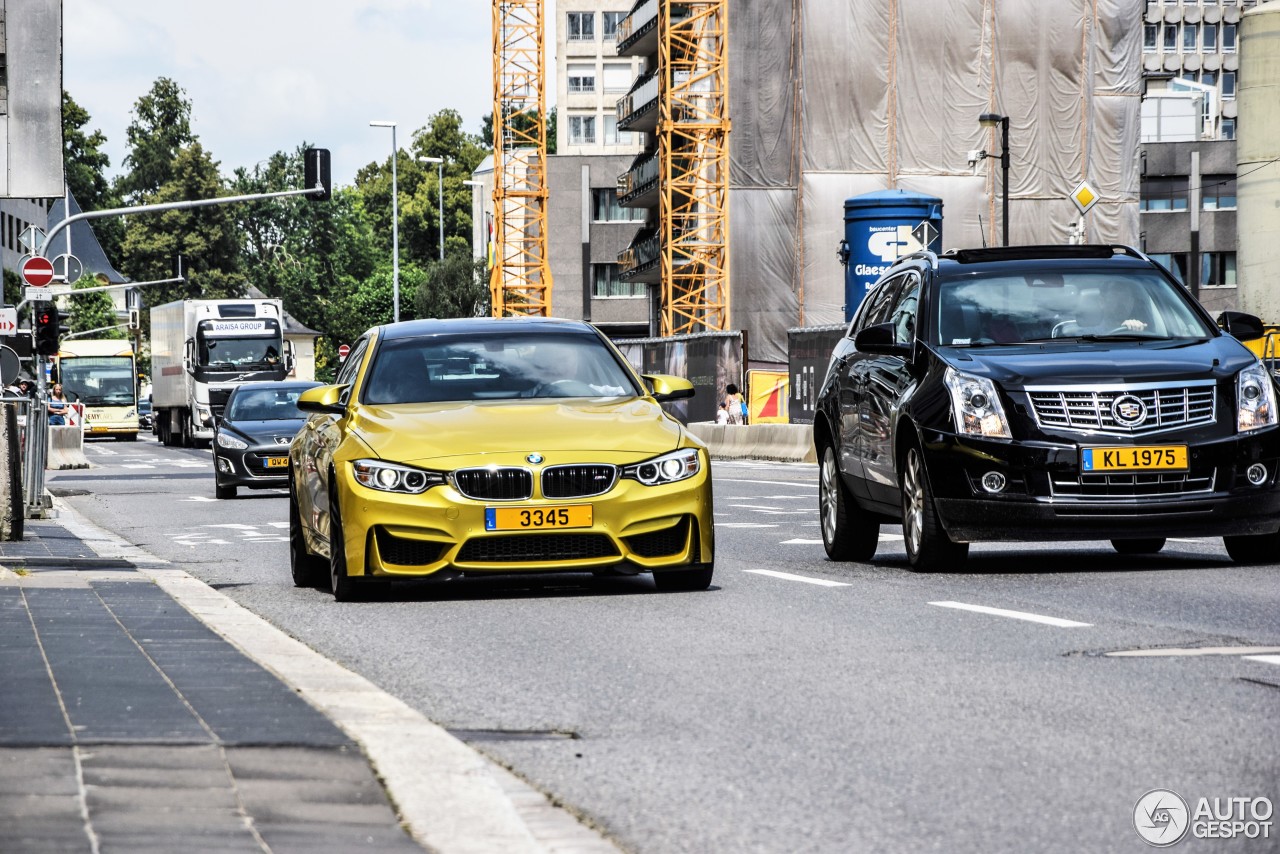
[819,445,878,562]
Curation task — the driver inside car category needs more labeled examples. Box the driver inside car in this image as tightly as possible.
[1055,280,1150,336]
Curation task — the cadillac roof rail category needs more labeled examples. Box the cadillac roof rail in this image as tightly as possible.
[939,245,1144,264]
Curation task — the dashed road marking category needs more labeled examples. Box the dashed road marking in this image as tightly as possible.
[1243,655,1280,667]
[744,569,851,587]
[929,601,1092,628]
[781,538,823,545]
[716,522,778,528]
[1106,646,1280,658]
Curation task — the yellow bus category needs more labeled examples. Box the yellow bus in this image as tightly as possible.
[55,339,140,441]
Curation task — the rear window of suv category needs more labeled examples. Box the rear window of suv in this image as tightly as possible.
[935,269,1214,346]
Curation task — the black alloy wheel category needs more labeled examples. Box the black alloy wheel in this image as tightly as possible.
[900,445,969,572]
[289,480,327,588]
[819,444,878,562]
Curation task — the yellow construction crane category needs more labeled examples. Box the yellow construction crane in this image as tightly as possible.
[659,1,730,335]
[490,0,553,316]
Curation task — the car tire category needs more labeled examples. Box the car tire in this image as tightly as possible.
[901,445,969,572]
[329,483,360,602]
[1223,531,1280,565]
[653,565,713,592]
[819,444,878,562]
[215,480,236,499]
[289,483,327,588]
[1111,538,1165,555]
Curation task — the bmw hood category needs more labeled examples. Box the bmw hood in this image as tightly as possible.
[938,336,1257,388]
[349,397,686,463]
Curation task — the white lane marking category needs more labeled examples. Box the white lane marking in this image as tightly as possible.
[88,446,119,456]
[718,478,816,489]
[267,522,289,529]
[781,538,823,545]
[730,504,786,510]
[1243,655,1280,667]
[878,533,904,541]
[716,522,778,528]
[1106,646,1280,658]
[744,569,851,587]
[206,524,260,529]
[1167,537,1211,543]
[929,601,1092,628]
[184,496,217,502]
[120,464,156,469]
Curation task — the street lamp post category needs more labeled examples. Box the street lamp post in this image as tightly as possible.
[420,156,445,261]
[370,120,400,322]
[978,112,1010,247]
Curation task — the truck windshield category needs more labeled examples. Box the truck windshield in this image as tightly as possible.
[197,335,282,369]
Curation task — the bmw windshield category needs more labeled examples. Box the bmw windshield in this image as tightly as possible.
[933,269,1215,347]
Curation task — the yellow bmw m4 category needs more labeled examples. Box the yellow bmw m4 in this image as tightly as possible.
[289,317,714,601]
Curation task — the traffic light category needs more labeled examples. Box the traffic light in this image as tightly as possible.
[129,309,140,330]
[34,304,61,356]
[304,148,331,202]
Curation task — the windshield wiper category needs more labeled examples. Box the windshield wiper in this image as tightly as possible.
[1077,333,1164,341]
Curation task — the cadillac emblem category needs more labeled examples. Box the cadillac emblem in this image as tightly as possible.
[1111,394,1147,428]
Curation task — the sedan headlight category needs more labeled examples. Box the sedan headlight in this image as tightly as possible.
[622,448,701,485]
[216,431,248,450]
[352,459,447,494]
[1237,362,1277,433]
[944,366,1011,439]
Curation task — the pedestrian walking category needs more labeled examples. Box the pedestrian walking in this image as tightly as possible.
[715,403,730,425]
[724,383,747,425]
[47,383,69,425]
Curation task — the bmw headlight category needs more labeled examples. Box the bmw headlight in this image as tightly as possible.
[352,459,446,494]
[622,448,702,485]
[1237,362,1277,433]
[944,366,1011,439]
[216,431,248,450]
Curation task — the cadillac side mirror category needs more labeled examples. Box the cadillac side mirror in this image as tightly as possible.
[1217,311,1265,342]
[854,322,912,357]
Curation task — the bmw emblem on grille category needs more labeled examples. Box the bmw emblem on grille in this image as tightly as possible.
[526,452,544,464]
[1111,395,1147,427]
[275,437,291,446]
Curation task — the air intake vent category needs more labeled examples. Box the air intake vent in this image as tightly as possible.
[542,465,617,499]
[375,529,446,566]
[624,518,689,558]
[458,534,618,563]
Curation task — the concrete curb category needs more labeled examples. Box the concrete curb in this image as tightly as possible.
[687,422,817,463]
[49,497,621,854]
[47,425,90,470]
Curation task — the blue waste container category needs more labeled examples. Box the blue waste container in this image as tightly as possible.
[841,190,943,322]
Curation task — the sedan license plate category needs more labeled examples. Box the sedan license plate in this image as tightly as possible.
[264,456,289,469]
[485,505,593,531]
[1080,445,1187,473]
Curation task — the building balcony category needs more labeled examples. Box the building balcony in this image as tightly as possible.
[617,151,659,208]
[618,229,662,283]
[616,71,659,133]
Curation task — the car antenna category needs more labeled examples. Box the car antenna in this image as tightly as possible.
[978,215,988,248]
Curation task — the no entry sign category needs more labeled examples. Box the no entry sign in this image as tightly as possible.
[21,256,55,287]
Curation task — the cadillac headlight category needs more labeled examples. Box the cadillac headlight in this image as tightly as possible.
[352,459,446,494]
[1237,362,1277,433]
[216,432,248,450]
[944,366,1011,439]
[622,448,702,485]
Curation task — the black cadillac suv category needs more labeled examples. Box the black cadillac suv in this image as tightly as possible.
[813,245,1280,571]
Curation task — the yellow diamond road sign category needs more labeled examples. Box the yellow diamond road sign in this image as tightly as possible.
[1070,180,1100,215]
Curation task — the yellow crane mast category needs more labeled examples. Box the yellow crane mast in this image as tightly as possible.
[660,1,730,335]
[490,0,553,316]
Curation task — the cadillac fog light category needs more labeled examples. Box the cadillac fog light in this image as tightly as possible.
[1247,464,1268,486]
[980,471,1007,494]
[217,458,234,474]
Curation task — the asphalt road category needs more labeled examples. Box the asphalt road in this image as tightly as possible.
[51,434,1280,853]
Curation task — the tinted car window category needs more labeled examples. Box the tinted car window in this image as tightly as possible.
[889,273,921,345]
[336,338,369,386]
[934,270,1214,346]
[226,388,309,421]
[855,276,902,335]
[362,332,641,404]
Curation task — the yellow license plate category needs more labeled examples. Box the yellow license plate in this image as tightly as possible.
[91,426,109,433]
[485,505,593,531]
[1080,445,1188,473]
[264,456,289,469]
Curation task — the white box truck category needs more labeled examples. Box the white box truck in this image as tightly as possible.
[150,298,292,447]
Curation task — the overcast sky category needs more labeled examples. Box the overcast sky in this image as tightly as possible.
[64,1,509,189]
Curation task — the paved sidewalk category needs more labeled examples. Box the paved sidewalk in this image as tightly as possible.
[0,520,422,853]
[0,515,622,854]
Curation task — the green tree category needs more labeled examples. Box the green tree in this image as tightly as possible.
[121,142,246,316]
[63,91,125,262]
[481,107,555,154]
[116,78,195,203]
[415,250,490,319]
[67,275,126,339]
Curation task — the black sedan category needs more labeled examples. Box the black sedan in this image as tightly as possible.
[213,381,320,499]
[815,245,1280,571]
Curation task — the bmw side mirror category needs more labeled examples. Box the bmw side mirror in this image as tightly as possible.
[296,384,348,415]
[1217,311,1266,342]
[854,322,912,357]
[644,374,695,402]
